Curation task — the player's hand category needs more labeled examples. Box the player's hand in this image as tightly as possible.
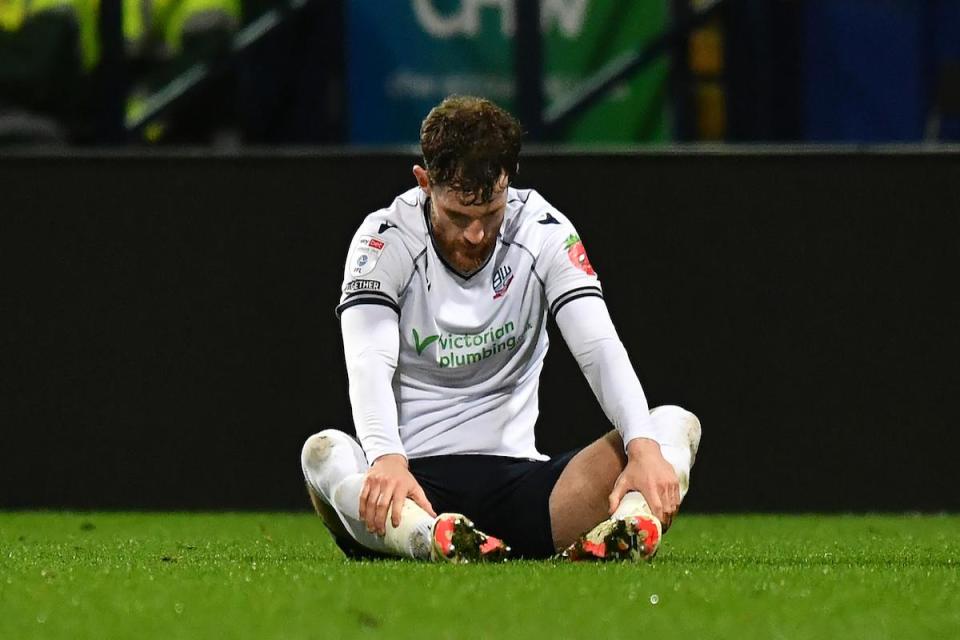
[608,438,681,530]
[359,454,436,536]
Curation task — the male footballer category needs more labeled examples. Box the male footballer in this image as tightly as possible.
[301,96,700,562]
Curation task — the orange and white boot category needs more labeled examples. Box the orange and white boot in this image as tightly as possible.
[430,513,510,563]
[562,514,662,562]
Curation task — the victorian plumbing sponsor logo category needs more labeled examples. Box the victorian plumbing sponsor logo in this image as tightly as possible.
[412,320,532,368]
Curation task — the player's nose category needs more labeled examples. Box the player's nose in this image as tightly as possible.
[463,222,484,245]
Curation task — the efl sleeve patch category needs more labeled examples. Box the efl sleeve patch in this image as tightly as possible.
[337,221,415,318]
[349,235,386,276]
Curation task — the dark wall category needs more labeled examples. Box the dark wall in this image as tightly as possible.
[2,151,958,512]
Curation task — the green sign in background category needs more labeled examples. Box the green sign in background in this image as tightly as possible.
[543,0,669,142]
[347,0,669,143]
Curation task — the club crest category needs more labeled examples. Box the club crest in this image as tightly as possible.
[492,265,514,299]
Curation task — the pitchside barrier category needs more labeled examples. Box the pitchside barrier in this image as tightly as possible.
[1,149,958,512]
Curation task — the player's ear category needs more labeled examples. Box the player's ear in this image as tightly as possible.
[412,165,431,194]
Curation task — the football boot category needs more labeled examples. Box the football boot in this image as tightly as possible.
[430,513,510,563]
[561,514,661,562]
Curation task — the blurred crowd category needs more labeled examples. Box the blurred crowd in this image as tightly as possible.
[1,0,958,147]
[1,0,240,144]
[0,0,343,146]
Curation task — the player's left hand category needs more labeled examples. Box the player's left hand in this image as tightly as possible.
[609,438,681,530]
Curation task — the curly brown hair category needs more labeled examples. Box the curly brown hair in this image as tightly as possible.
[420,96,523,205]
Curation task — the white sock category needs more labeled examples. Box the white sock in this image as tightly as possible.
[612,491,655,521]
[611,408,701,526]
[331,474,435,560]
[383,500,435,560]
[302,431,435,560]
[649,405,701,498]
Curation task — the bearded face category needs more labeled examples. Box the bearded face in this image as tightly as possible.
[428,183,507,276]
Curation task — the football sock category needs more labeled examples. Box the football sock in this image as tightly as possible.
[382,499,435,560]
[608,407,701,525]
[330,474,434,560]
[650,405,701,498]
[612,491,655,521]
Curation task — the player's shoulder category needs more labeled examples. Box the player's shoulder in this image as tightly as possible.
[350,187,428,259]
[503,187,578,256]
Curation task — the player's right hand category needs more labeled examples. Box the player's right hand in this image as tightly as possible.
[611,438,681,530]
[359,454,436,536]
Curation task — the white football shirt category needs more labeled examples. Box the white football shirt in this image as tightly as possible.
[338,186,645,462]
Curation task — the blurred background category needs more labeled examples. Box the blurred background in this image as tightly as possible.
[2,1,959,513]
[3,0,960,147]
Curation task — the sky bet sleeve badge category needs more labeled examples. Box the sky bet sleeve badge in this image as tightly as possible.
[350,235,386,276]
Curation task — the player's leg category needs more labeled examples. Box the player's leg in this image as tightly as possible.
[547,430,626,550]
[549,405,702,557]
[597,405,701,560]
[301,430,508,562]
[301,430,435,559]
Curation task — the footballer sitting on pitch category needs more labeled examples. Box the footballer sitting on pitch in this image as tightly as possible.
[301,96,701,562]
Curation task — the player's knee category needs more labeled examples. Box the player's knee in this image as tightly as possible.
[301,429,354,473]
[650,405,702,455]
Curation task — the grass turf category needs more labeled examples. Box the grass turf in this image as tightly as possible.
[1,513,957,639]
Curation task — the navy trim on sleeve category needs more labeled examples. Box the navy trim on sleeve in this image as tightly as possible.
[336,297,401,319]
[550,285,603,317]
[342,290,396,303]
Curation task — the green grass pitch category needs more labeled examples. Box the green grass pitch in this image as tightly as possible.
[1,513,957,639]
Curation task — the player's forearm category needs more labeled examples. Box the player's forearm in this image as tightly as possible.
[555,297,663,446]
[577,336,661,446]
[346,358,405,461]
[341,305,406,461]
